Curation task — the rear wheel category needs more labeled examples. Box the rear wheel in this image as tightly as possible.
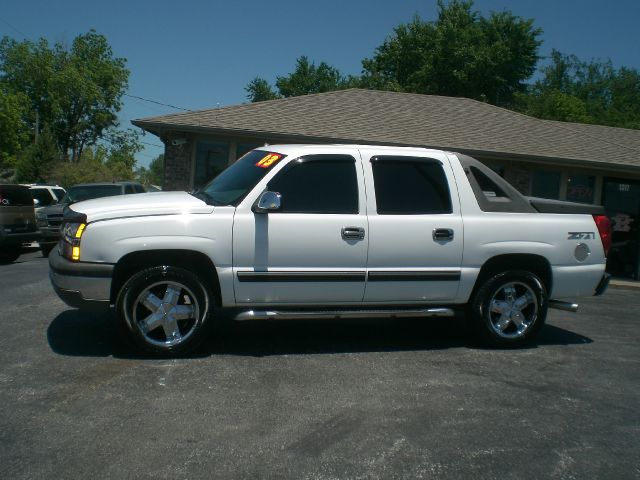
[116,265,214,355]
[0,245,21,264]
[468,270,547,347]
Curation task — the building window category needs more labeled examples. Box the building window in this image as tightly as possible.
[236,143,262,160]
[531,171,561,199]
[371,158,452,215]
[603,178,640,279]
[194,140,229,188]
[566,174,595,203]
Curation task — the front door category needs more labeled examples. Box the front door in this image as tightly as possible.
[233,152,368,305]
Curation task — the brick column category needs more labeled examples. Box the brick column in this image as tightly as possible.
[162,138,194,191]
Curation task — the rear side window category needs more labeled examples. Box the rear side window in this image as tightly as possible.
[30,188,55,206]
[371,157,452,214]
[469,167,508,200]
[267,155,359,214]
[125,185,135,194]
[0,186,33,206]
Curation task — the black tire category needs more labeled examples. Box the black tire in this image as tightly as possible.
[467,270,547,347]
[116,265,215,355]
[0,245,21,264]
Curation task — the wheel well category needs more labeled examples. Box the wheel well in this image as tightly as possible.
[110,250,222,306]
[473,254,552,296]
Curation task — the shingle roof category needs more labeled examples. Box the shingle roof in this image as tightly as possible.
[132,89,640,171]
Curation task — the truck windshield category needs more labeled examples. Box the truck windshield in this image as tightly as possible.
[195,150,286,206]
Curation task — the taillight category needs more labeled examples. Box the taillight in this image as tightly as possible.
[593,215,612,256]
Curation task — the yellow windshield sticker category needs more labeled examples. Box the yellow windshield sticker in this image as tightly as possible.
[255,153,282,169]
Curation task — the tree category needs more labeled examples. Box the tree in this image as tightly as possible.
[246,56,359,102]
[0,86,29,170]
[361,0,542,105]
[46,128,140,187]
[245,78,280,102]
[136,153,164,187]
[0,30,129,162]
[14,128,60,182]
[516,50,640,128]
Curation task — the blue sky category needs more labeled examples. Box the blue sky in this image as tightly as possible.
[1,0,639,167]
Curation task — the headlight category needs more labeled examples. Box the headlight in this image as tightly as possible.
[61,222,87,261]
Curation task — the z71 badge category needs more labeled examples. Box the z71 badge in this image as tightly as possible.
[568,232,595,240]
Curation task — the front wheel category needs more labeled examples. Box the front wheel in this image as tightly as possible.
[0,245,21,264]
[116,265,214,355]
[468,270,547,347]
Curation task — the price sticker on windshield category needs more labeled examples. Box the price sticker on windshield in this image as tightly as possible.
[255,153,283,169]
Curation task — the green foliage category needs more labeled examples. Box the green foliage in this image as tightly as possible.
[519,90,591,123]
[14,129,60,182]
[136,154,164,187]
[0,86,30,169]
[245,77,280,102]
[46,128,141,187]
[361,0,542,104]
[246,56,360,102]
[0,30,129,162]
[516,50,640,128]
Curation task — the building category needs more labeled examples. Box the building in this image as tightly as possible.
[132,89,640,279]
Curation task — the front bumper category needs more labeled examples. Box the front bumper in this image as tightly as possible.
[0,230,41,245]
[38,227,61,244]
[49,248,114,311]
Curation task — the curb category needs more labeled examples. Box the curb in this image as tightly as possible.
[610,279,640,291]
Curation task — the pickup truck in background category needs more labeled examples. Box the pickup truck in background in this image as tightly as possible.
[36,181,145,257]
[48,145,611,355]
[0,184,40,264]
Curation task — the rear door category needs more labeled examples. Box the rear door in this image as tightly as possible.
[361,149,464,303]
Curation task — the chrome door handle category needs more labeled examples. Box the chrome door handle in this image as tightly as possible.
[433,228,454,241]
[342,227,365,240]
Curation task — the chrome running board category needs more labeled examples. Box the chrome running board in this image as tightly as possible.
[549,300,579,312]
[234,308,455,322]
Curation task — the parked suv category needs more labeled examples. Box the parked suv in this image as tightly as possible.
[25,184,66,212]
[37,182,145,256]
[0,184,41,264]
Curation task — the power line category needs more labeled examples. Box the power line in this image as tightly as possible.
[124,94,191,112]
[0,16,28,38]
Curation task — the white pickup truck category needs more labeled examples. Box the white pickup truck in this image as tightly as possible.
[49,145,611,354]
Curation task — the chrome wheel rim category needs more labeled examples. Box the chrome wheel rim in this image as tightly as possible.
[132,281,200,348]
[488,281,538,339]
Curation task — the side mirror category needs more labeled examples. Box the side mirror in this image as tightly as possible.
[252,191,281,214]
[33,199,40,207]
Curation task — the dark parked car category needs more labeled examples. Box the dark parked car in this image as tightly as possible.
[0,184,41,264]
[36,182,145,256]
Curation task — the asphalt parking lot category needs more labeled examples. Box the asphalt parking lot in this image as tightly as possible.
[1,250,639,480]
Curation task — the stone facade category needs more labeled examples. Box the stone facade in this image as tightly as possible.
[162,139,193,191]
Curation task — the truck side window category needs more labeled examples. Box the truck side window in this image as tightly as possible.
[267,156,358,214]
[372,158,452,214]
